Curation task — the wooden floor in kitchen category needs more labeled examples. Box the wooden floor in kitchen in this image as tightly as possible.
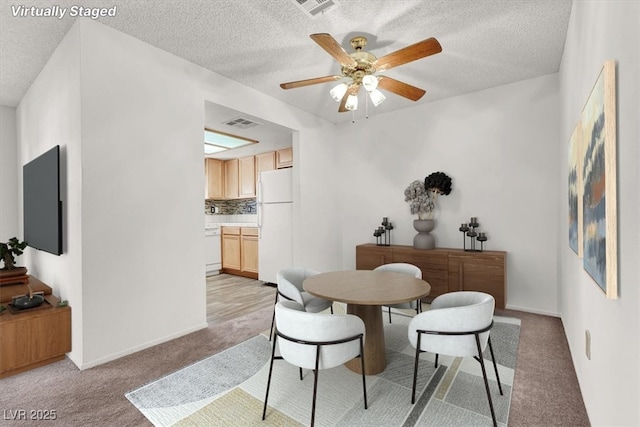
[206,273,275,325]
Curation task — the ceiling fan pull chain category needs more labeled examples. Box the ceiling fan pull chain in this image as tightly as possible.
[352,109,355,124]
[365,94,369,119]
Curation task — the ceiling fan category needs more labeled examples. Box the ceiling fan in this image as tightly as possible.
[280,33,442,113]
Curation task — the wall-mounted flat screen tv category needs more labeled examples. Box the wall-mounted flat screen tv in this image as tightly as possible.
[23,145,62,255]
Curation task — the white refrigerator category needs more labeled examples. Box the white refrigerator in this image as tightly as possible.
[258,168,293,284]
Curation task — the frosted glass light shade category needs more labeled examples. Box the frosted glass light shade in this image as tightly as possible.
[329,83,348,102]
[369,89,386,106]
[362,75,379,92]
[345,94,358,111]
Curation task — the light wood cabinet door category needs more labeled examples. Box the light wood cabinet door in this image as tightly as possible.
[221,228,241,270]
[238,156,256,197]
[205,158,224,199]
[276,147,293,168]
[224,159,239,199]
[255,151,276,183]
[241,227,259,273]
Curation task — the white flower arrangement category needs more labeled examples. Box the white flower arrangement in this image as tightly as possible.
[404,180,434,220]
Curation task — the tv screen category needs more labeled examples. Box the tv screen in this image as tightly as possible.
[23,145,62,255]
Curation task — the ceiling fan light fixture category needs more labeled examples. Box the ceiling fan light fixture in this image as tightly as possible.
[345,94,358,111]
[329,83,348,102]
[362,75,378,92]
[369,89,386,106]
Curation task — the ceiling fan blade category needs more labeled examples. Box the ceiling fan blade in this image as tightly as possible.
[310,33,357,67]
[377,76,426,101]
[373,37,442,72]
[280,75,342,90]
[338,84,360,113]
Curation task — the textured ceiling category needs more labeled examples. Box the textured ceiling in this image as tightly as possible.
[0,0,573,124]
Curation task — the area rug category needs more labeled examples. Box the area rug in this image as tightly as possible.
[126,308,520,426]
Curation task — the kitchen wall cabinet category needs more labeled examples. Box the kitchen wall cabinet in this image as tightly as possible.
[238,156,256,197]
[221,226,258,279]
[224,159,239,199]
[255,151,276,183]
[207,150,290,201]
[204,158,224,199]
[276,147,293,168]
[355,244,506,308]
[256,151,276,173]
[223,157,255,199]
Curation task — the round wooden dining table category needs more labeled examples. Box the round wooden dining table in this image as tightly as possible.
[303,270,431,375]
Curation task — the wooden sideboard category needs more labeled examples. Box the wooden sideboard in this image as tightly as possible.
[0,276,71,378]
[355,244,506,308]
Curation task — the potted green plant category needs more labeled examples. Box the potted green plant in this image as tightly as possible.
[1,237,28,274]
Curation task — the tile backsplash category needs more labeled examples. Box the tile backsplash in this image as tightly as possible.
[205,198,257,215]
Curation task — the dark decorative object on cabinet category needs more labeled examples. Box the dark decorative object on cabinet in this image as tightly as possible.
[373,217,394,246]
[459,217,488,252]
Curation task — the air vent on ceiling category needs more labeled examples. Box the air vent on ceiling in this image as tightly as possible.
[222,116,262,129]
[293,0,337,18]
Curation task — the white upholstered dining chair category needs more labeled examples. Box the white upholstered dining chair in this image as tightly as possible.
[269,267,333,340]
[262,300,368,427]
[407,291,503,427]
[374,262,423,323]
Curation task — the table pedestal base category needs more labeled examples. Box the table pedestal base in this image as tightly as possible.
[344,304,386,375]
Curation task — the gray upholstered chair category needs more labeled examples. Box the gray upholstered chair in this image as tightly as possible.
[408,291,503,427]
[269,267,333,340]
[262,300,367,427]
[374,262,423,322]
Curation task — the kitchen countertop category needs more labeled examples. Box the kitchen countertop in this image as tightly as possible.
[206,222,258,227]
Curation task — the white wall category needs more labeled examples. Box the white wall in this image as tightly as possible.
[558,1,639,425]
[337,73,561,316]
[17,22,84,364]
[16,18,341,369]
[0,105,18,241]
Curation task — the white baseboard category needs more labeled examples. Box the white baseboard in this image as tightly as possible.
[75,322,209,370]
[505,304,560,318]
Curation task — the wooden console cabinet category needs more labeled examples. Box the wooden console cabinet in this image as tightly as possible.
[356,244,506,308]
[0,276,71,378]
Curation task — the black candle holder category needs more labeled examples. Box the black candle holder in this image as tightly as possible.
[374,217,394,246]
[459,217,487,252]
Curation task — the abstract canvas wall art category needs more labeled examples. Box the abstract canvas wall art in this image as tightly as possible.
[568,122,583,257]
[581,60,617,298]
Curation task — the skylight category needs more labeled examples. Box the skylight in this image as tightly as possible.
[204,128,258,154]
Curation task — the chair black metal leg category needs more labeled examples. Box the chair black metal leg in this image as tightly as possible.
[412,333,422,404]
[388,307,392,323]
[330,305,334,314]
[269,291,278,341]
[299,367,303,380]
[475,334,498,427]
[435,353,439,368]
[310,346,321,427]
[262,335,279,420]
[359,336,368,409]
[487,336,503,395]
